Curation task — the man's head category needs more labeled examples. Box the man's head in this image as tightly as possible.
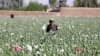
[49,19,54,24]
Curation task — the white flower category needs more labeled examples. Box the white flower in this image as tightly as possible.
[15,37,18,40]
[4,23,7,25]
[43,53,46,56]
[72,37,75,40]
[41,37,44,39]
[68,25,71,29]
[34,45,39,49]
[85,35,89,37]
[72,44,77,48]
[20,35,23,38]
[5,43,9,46]
[0,48,3,53]
[36,51,40,54]
[10,33,14,36]
[69,53,76,56]
[58,27,62,29]
[72,25,74,28]
[85,37,87,40]
[60,49,64,53]
[11,39,14,42]
[53,54,56,56]
[40,44,44,47]
[60,38,63,41]
[82,34,89,37]
[80,23,82,26]
[3,30,6,32]
[57,48,59,52]
[22,50,25,53]
[42,24,46,30]
[0,28,1,30]
[39,48,44,51]
[26,44,32,52]
[87,28,90,30]
[94,34,98,37]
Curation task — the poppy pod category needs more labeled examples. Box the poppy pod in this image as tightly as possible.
[14,45,22,51]
[76,48,83,53]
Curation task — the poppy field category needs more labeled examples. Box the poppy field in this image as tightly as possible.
[0,16,100,56]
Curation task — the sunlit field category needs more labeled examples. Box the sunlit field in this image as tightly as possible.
[0,16,100,56]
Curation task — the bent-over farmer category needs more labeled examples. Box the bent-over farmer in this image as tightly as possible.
[46,19,58,34]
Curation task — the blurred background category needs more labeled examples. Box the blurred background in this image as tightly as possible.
[0,0,100,11]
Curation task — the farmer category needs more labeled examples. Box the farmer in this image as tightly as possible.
[46,19,58,33]
[10,14,14,18]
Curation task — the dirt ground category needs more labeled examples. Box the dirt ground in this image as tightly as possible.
[0,7,100,17]
[60,7,100,16]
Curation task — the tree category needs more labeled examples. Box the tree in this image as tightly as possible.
[49,0,57,8]
[59,0,67,7]
[26,2,45,11]
[0,0,23,9]
[10,0,23,8]
[74,0,98,7]
[0,0,4,8]
[18,0,23,8]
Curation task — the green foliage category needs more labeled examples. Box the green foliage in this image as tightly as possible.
[74,0,98,7]
[59,0,67,7]
[9,0,23,8]
[49,0,57,8]
[0,0,23,10]
[44,5,48,11]
[0,1,48,11]
[98,3,100,7]
[49,0,57,5]
[25,2,45,11]
[0,16,100,56]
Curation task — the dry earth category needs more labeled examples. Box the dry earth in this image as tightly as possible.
[0,7,100,17]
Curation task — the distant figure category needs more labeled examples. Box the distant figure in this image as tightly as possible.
[46,19,58,33]
[10,14,14,18]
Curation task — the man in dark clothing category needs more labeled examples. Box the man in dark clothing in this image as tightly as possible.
[46,19,58,33]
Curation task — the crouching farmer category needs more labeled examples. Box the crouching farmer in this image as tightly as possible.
[46,19,58,35]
